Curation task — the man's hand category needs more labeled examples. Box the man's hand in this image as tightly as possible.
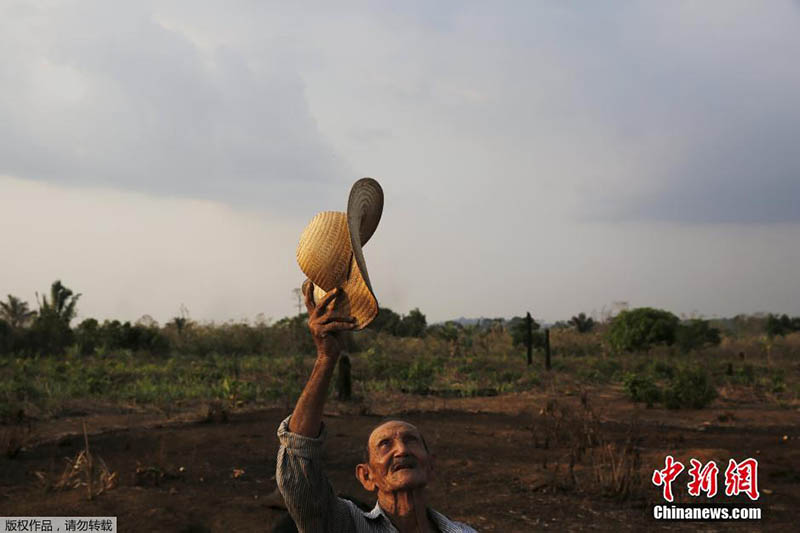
[303,279,357,360]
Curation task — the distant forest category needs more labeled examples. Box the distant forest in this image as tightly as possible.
[2,280,799,357]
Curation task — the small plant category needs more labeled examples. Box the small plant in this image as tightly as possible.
[623,372,661,408]
[730,363,755,385]
[202,401,229,423]
[45,423,117,499]
[769,369,786,394]
[663,366,717,409]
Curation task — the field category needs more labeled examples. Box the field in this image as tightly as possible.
[1,326,799,531]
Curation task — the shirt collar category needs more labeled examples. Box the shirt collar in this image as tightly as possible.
[364,502,457,531]
[365,501,386,521]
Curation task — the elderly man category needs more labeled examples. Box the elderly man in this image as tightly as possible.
[276,282,476,533]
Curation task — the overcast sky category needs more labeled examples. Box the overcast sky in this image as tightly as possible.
[2,0,799,325]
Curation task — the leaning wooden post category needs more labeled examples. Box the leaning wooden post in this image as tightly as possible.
[544,328,551,371]
[83,421,93,500]
[337,354,352,401]
[525,312,533,366]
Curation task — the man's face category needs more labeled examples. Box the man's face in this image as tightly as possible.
[358,421,433,493]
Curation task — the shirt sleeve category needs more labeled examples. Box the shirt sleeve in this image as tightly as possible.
[276,415,354,533]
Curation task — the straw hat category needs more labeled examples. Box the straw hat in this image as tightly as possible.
[296,178,383,329]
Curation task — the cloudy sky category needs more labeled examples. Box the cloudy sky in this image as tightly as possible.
[2,0,799,325]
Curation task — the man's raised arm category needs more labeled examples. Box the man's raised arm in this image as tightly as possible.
[288,281,355,436]
[276,280,358,532]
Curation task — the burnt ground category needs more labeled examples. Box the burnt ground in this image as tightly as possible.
[1,388,798,532]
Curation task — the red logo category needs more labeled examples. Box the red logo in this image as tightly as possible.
[687,459,719,498]
[652,456,760,502]
[652,455,685,502]
[724,458,760,501]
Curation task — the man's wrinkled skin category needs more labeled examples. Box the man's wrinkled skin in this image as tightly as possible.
[288,280,439,533]
[357,420,437,532]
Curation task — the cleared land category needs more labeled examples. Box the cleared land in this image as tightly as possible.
[1,329,799,531]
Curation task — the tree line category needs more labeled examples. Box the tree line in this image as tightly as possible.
[1,280,796,357]
[0,281,433,357]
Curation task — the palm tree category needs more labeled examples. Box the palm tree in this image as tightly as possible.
[0,295,37,328]
[37,280,81,325]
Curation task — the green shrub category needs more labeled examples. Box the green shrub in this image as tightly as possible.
[404,357,440,393]
[623,372,661,407]
[766,369,786,394]
[650,360,675,379]
[577,357,622,383]
[663,367,717,409]
[675,319,721,352]
[729,363,755,385]
[623,365,717,409]
[607,308,680,352]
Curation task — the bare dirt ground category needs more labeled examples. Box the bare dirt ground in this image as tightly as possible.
[1,387,798,532]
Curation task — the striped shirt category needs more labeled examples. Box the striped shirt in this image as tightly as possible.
[277,416,477,532]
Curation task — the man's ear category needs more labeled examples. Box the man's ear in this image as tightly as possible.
[355,463,377,492]
[427,453,436,482]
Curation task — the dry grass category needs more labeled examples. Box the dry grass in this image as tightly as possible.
[34,422,117,499]
[589,428,643,501]
[530,390,644,501]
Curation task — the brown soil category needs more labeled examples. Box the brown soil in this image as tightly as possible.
[1,388,798,532]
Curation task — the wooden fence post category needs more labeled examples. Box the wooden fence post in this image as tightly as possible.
[337,354,352,401]
[544,328,551,371]
[525,312,533,366]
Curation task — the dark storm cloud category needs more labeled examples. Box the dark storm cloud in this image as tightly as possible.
[614,109,800,224]
[2,1,799,322]
[0,1,348,210]
[548,1,800,224]
[2,0,799,224]
[381,0,800,225]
